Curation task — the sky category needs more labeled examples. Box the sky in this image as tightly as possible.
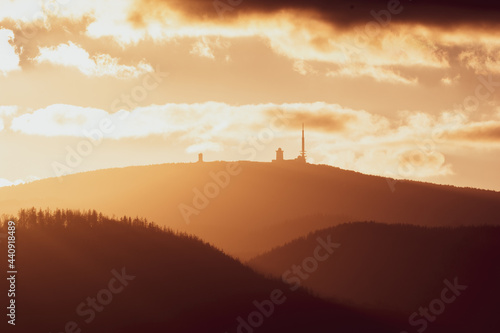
[0,0,499,190]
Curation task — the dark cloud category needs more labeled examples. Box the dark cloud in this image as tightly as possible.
[444,123,500,142]
[290,111,355,132]
[264,109,356,132]
[129,0,500,28]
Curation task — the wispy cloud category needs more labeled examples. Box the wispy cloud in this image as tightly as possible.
[0,176,39,188]
[33,42,153,78]
[327,64,417,85]
[8,102,499,180]
[0,29,20,75]
[11,104,110,136]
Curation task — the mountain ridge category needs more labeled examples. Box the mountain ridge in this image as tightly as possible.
[248,221,500,333]
[0,209,396,333]
[1,161,499,259]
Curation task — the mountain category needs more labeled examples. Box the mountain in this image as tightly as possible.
[0,209,395,333]
[1,161,500,259]
[248,222,500,333]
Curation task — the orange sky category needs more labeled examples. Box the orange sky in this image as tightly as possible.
[0,0,499,190]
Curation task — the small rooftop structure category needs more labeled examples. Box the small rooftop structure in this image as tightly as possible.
[272,123,307,164]
[274,148,284,162]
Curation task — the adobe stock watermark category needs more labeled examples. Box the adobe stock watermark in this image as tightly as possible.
[385,71,500,192]
[16,0,74,48]
[237,109,291,161]
[178,162,242,224]
[400,277,467,333]
[225,235,340,333]
[6,221,17,326]
[340,0,405,63]
[50,267,135,333]
[51,66,169,180]
[178,110,290,225]
[213,0,243,18]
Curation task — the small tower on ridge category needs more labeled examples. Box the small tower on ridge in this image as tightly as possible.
[275,148,284,162]
[300,123,306,161]
[294,123,306,163]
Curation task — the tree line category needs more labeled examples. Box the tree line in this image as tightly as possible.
[1,208,170,233]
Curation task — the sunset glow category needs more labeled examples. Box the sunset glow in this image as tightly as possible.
[0,0,499,190]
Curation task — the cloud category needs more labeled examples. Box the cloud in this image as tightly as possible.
[441,121,500,143]
[0,106,19,132]
[293,60,317,75]
[9,102,387,140]
[11,104,110,136]
[12,102,499,148]
[0,106,18,117]
[0,29,20,75]
[190,38,215,59]
[33,41,153,78]
[189,37,231,60]
[7,101,500,180]
[0,15,96,68]
[0,0,43,22]
[127,8,453,82]
[327,64,417,85]
[129,0,500,29]
[0,176,38,188]
[0,0,474,85]
[264,103,390,137]
[264,19,448,68]
[441,75,460,86]
[395,149,452,178]
[318,147,453,179]
[459,48,500,74]
[0,178,24,187]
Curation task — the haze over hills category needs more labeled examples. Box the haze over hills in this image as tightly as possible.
[249,222,500,333]
[0,209,395,333]
[2,1,499,332]
[1,162,500,259]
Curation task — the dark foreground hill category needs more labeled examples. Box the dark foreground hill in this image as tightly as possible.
[1,162,500,259]
[248,222,500,333]
[0,209,395,333]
